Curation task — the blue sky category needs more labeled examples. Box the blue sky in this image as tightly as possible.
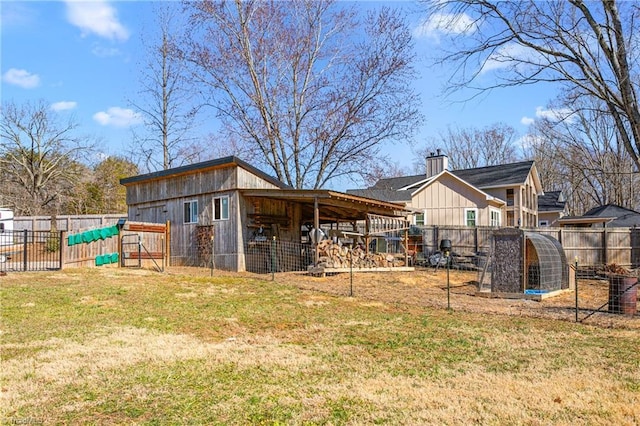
[1,1,560,186]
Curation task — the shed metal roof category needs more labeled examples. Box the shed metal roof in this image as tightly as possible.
[120,156,289,189]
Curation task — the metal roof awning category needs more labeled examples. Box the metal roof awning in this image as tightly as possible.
[240,189,410,223]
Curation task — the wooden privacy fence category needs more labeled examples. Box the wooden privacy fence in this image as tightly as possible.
[62,221,169,270]
[14,214,126,232]
[417,226,640,267]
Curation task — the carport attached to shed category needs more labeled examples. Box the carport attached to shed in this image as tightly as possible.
[239,189,411,270]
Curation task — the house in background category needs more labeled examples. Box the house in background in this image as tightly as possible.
[538,191,568,226]
[120,156,409,271]
[558,204,640,228]
[0,208,14,246]
[348,152,544,228]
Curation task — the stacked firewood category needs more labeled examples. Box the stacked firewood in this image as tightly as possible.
[316,240,405,268]
[601,263,632,275]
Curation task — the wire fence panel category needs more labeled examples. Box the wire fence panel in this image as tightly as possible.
[413,225,640,268]
[245,240,312,274]
[0,230,62,272]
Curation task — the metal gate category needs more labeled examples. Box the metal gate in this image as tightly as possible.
[0,230,62,272]
[120,232,165,271]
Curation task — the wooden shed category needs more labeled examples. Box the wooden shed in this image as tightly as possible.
[120,157,409,271]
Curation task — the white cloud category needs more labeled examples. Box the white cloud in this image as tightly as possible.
[65,0,129,41]
[414,13,477,41]
[521,116,535,126]
[2,68,40,89]
[93,107,142,127]
[534,106,574,122]
[51,101,77,111]
[521,106,575,126]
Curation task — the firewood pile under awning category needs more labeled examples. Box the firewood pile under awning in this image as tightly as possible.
[316,240,406,269]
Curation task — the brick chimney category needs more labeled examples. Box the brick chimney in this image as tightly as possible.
[426,149,448,177]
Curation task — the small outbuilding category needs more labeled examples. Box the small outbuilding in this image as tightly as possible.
[120,157,410,272]
[479,228,573,298]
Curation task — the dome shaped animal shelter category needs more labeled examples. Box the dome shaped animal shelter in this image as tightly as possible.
[485,228,570,295]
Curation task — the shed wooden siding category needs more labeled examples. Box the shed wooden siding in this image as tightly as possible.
[125,166,281,206]
[124,165,280,268]
[409,174,503,226]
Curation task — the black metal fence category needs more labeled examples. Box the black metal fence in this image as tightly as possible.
[0,230,62,272]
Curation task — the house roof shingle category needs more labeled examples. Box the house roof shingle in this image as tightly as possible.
[583,204,640,227]
[538,190,567,213]
[450,160,535,188]
[365,160,536,193]
[347,161,540,206]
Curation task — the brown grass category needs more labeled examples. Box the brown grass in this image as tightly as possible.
[1,267,639,424]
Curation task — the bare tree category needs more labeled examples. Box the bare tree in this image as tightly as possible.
[423,0,640,171]
[183,0,422,189]
[0,100,92,216]
[129,4,203,172]
[414,122,520,171]
[524,98,640,214]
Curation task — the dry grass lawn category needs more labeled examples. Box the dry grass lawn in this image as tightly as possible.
[1,267,639,425]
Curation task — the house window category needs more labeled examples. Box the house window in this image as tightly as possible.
[490,209,501,227]
[414,211,426,226]
[506,189,514,207]
[214,196,229,221]
[539,220,549,227]
[184,200,198,224]
[465,208,477,227]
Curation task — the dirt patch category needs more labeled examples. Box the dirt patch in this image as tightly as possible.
[171,266,640,329]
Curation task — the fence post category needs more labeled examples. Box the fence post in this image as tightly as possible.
[474,227,479,253]
[59,230,65,270]
[602,227,608,265]
[349,247,353,297]
[271,236,276,281]
[23,229,28,271]
[574,259,579,322]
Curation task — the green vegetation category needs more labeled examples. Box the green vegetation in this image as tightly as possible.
[1,269,639,424]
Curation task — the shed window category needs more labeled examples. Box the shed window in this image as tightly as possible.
[465,208,477,227]
[490,209,501,227]
[414,211,426,226]
[184,200,198,224]
[214,196,229,221]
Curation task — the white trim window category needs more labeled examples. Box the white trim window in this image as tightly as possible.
[490,209,501,227]
[539,220,549,227]
[413,211,426,226]
[213,196,229,221]
[184,200,198,224]
[464,208,478,227]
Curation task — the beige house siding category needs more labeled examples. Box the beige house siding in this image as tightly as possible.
[483,170,542,228]
[408,173,504,227]
[538,211,562,226]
